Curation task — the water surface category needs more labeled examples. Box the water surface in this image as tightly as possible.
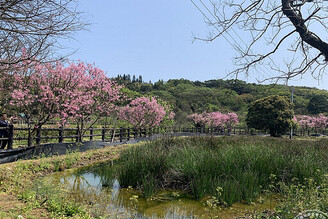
[42,162,276,218]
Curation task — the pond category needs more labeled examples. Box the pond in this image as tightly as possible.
[40,161,277,218]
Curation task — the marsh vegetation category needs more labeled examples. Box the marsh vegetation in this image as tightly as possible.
[3,136,328,218]
[117,137,327,199]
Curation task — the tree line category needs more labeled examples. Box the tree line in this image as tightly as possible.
[113,76,328,126]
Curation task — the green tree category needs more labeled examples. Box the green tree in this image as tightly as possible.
[226,79,252,95]
[140,83,153,93]
[307,95,328,115]
[153,80,165,90]
[246,95,294,137]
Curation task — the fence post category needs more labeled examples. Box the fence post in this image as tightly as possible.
[120,128,123,142]
[36,126,41,145]
[102,127,106,141]
[134,128,137,139]
[76,128,80,142]
[111,128,115,142]
[127,128,130,141]
[7,125,13,149]
[58,126,64,143]
[28,127,32,147]
[90,127,93,141]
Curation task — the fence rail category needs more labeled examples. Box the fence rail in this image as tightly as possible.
[0,125,327,149]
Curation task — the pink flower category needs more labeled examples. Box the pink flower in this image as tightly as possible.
[118,97,172,128]
[188,111,239,128]
[3,58,124,131]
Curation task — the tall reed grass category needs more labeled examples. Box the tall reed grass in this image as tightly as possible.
[116,136,328,205]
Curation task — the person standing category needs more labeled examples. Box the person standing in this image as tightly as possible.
[0,113,10,149]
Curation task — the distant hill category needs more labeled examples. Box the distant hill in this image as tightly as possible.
[114,75,328,125]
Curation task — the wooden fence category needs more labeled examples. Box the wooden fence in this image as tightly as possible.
[0,125,327,149]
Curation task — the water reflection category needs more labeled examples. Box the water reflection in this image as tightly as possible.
[42,162,276,218]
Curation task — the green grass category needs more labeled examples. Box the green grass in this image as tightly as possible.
[272,175,328,218]
[20,178,90,218]
[116,136,328,206]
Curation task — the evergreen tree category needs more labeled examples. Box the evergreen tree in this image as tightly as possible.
[246,95,294,137]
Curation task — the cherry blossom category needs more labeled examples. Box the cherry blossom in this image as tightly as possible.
[1,59,124,142]
[118,96,173,128]
[295,114,328,129]
[188,111,239,129]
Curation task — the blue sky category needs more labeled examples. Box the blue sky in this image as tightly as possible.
[63,0,328,91]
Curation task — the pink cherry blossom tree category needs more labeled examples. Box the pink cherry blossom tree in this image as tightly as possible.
[188,111,239,131]
[295,114,328,135]
[2,59,124,145]
[310,114,328,130]
[206,112,226,128]
[188,113,208,127]
[5,60,75,145]
[223,113,240,132]
[295,115,313,130]
[118,96,173,129]
[61,62,124,140]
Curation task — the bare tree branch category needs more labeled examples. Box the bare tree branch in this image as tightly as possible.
[0,0,87,73]
[192,0,328,83]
